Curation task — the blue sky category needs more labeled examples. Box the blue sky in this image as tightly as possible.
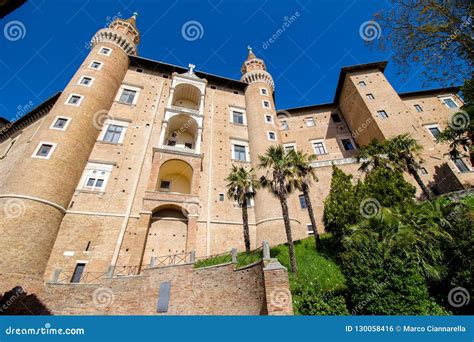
[0,0,439,121]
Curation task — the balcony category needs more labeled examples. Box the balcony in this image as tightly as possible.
[154,145,202,158]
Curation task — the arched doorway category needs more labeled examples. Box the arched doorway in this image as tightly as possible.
[143,205,188,262]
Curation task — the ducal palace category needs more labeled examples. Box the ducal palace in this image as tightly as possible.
[0,14,472,314]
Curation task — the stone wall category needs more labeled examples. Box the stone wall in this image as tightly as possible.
[34,258,292,315]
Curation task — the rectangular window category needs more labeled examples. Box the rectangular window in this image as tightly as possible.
[267,131,276,141]
[312,141,327,155]
[358,81,366,87]
[341,138,355,151]
[306,224,314,235]
[305,117,315,127]
[52,117,69,130]
[71,263,86,283]
[89,61,102,70]
[160,180,171,190]
[377,110,388,119]
[79,162,113,192]
[453,158,470,173]
[262,100,270,108]
[184,142,193,149]
[119,89,137,105]
[103,124,124,143]
[280,120,289,130]
[331,114,341,123]
[66,94,83,106]
[79,76,93,86]
[265,115,273,123]
[233,144,247,161]
[299,195,307,209]
[232,111,245,124]
[428,126,441,139]
[284,143,296,152]
[441,97,458,108]
[414,104,423,112]
[99,47,112,56]
[219,193,225,201]
[260,88,268,95]
[167,140,176,146]
[35,143,53,158]
[366,93,375,100]
[420,167,428,175]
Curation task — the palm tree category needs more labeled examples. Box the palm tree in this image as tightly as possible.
[386,134,434,200]
[288,149,321,248]
[259,145,298,273]
[356,139,394,173]
[226,165,259,252]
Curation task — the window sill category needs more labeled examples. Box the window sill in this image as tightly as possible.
[96,140,123,146]
[230,122,247,127]
[231,159,251,164]
[115,101,136,107]
[75,189,105,195]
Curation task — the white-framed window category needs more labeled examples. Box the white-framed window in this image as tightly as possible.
[32,142,57,159]
[452,157,470,173]
[280,120,289,130]
[65,94,84,106]
[219,193,225,201]
[267,131,277,141]
[235,195,255,208]
[424,124,441,139]
[89,60,103,70]
[414,104,423,112]
[78,76,94,87]
[377,110,388,119]
[264,114,273,124]
[230,108,246,125]
[260,88,268,96]
[283,143,296,152]
[338,136,356,151]
[159,180,172,191]
[311,139,327,155]
[231,140,250,162]
[50,116,71,131]
[306,224,314,235]
[115,84,141,106]
[440,96,459,108]
[305,117,315,127]
[366,93,375,100]
[358,81,366,87]
[98,47,112,56]
[262,100,271,109]
[78,162,113,192]
[98,119,128,144]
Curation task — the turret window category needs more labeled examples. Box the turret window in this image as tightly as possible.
[65,94,84,106]
[89,60,103,70]
[262,100,271,109]
[50,116,71,131]
[99,47,112,56]
[78,76,94,87]
[414,104,423,112]
[32,142,57,159]
[265,115,273,124]
[267,131,277,141]
[366,93,375,100]
[358,81,366,87]
[377,110,388,119]
[260,88,268,96]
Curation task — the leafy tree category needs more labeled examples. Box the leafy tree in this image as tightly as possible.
[259,145,298,273]
[386,134,434,200]
[436,80,474,166]
[323,166,358,242]
[373,0,473,85]
[226,165,259,252]
[288,149,321,248]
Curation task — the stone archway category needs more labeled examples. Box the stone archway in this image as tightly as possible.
[142,205,188,262]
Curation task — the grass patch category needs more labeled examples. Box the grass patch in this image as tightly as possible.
[194,248,263,269]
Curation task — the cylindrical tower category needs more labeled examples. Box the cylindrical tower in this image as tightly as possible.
[240,48,284,244]
[0,14,140,292]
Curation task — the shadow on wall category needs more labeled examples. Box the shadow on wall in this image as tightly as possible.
[428,163,464,196]
[0,286,51,315]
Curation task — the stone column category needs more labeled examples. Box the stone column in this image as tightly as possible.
[195,127,202,153]
[158,122,168,147]
[263,259,294,315]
